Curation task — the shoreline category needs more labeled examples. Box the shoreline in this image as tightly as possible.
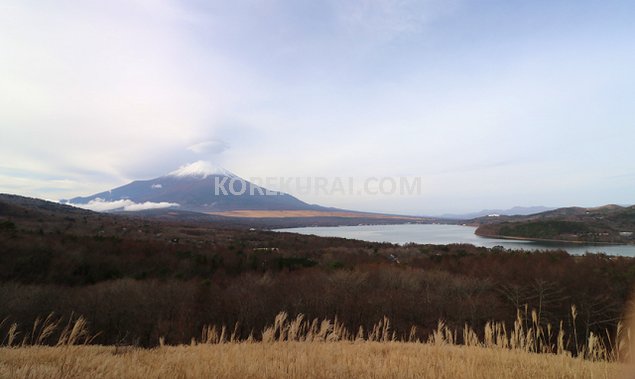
[474,231,628,246]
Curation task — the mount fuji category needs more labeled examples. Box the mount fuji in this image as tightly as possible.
[65,161,326,214]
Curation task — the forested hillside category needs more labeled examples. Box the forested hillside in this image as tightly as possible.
[1,195,634,350]
[475,205,635,244]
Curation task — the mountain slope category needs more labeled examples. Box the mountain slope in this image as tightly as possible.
[65,161,326,213]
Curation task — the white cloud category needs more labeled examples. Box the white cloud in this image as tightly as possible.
[0,0,245,195]
[123,201,180,212]
[70,198,178,212]
[187,140,230,155]
[333,0,460,41]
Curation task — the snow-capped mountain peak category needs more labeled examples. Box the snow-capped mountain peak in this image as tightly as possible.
[167,161,235,178]
[67,161,322,213]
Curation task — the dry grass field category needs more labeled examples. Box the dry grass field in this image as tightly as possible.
[0,311,632,379]
[0,342,628,379]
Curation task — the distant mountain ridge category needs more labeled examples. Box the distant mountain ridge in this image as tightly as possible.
[438,206,554,220]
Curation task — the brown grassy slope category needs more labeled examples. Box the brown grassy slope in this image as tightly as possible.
[0,343,626,379]
[206,209,421,219]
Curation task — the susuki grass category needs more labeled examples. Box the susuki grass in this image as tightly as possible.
[0,313,96,348]
[0,310,632,379]
[0,309,629,358]
[197,308,626,362]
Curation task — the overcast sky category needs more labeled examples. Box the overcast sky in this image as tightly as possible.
[1,0,634,215]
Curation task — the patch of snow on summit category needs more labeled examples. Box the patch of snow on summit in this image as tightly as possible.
[168,161,235,178]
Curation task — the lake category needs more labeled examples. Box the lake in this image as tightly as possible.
[275,223,635,256]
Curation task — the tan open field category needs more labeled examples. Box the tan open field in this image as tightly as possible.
[0,342,628,379]
[206,209,422,219]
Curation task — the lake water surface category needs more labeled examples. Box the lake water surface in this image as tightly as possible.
[275,224,635,256]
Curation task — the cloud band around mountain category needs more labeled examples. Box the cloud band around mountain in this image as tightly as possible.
[69,198,179,212]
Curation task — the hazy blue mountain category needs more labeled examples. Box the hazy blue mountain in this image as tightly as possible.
[438,206,555,220]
